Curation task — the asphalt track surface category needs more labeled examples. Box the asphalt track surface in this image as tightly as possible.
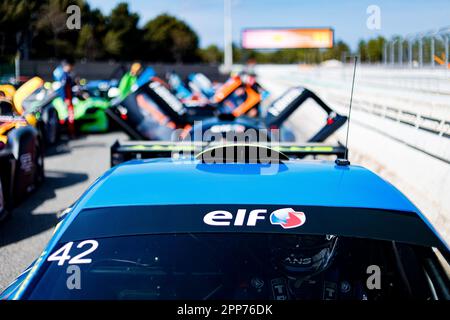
[0,131,128,291]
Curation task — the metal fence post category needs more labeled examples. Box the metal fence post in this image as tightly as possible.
[431,37,435,68]
[408,39,413,67]
[223,0,233,73]
[445,36,449,68]
[419,38,423,67]
[390,40,396,66]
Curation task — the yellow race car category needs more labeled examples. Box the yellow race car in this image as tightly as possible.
[11,77,61,146]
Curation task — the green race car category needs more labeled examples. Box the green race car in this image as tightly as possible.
[54,95,111,133]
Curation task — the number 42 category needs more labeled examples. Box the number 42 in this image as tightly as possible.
[47,240,98,266]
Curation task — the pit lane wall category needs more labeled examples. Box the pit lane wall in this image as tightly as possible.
[253,64,450,244]
[19,60,227,82]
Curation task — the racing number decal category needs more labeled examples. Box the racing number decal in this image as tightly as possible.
[69,240,99,264]
[47,242,72,265]
[47,240,98,266]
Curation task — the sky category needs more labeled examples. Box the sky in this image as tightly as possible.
[89,0,450,49]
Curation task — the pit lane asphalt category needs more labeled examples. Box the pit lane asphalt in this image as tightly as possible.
[0,131,128,291]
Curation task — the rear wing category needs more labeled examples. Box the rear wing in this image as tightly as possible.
[111,140,347,167]
[265,87,347,142]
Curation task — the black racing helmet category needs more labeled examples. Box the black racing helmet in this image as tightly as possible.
[270,234,338,277]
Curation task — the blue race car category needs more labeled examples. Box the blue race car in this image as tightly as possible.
[1,144,449,300]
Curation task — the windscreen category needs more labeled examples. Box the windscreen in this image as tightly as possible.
[21,87,56,113]
[28,233,434,300]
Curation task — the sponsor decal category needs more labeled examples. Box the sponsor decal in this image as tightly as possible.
[149,82,185,115]
[270,208,306,229]
[20,153,33,173]
[203,208,306,229]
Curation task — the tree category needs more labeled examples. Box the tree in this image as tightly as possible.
[366,36,386,62]
[0,0,41,61]
[75,7,107,60]
[103,2,141,59]
[321,40,351,62]
[236,39,351,64]
[103,30,123,57]
[143,13,199,63]
[199,45,223,64]
[76,25,96,59]
[358,40,368,62]
[34,0,84,58]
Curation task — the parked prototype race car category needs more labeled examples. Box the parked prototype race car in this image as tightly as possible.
[1,143,449,300]
[106,76,346,143]
[14,77,62,146]
[0,84,16,99]
[166,72,267,114]
[61,66,156,134]
[0,174,5,220]
[0,98,44,214]
[70,88,112,133]
[20,77,113,136]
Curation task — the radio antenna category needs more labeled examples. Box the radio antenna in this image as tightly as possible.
[336,56,358,166]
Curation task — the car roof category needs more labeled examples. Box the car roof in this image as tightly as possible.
[82,158,419,213]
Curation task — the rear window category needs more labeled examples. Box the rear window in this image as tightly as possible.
[28,233,437,300]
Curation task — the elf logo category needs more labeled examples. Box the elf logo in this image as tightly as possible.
[270,208,306,229]
[203,208,306,229]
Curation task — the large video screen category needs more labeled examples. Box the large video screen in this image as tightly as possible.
[242,28,334,49]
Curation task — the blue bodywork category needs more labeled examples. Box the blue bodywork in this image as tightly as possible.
[136,67,156,88]
[187,73,215,98]
[84,159,417,211]
[168,73,192,99]
[1,158,447,299]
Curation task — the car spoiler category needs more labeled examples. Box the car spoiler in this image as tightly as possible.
[265,87,348,143]
[110,140,347,167]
